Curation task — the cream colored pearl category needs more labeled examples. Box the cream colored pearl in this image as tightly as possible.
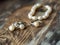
[28,14,32,19]
[38,16,42,20]
[18,22,22,24]
[31,3,41,11]
[9,24,15,31]
[31,9,35,14]
[42,15,47,19]
[31,21,40,27]
[31,5,36,10]
[19,24,25,29]
[32,16,37,20]
[45,5,52,15]
[29,11,34,15]
[45,5,52,12]
[42,12,49,19]
[31,6,36,11]
[36,3,41,7]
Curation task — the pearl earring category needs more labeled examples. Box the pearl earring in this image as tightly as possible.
[31,21,42,27]
[8,22,26,31]
[8,24,16,31]
[19,24,25,30]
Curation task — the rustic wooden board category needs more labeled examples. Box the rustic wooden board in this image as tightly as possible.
[0,0,59,45]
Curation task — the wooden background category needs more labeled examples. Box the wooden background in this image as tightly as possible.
[0,0,60,45]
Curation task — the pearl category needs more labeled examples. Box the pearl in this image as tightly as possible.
[38,16,42,20]
[36,3,41,7]
[18,22,22,24]
[42,12,49,19]
[9,24,15,31]
[45,5,52,14]
[28,14,32,19]
[30,9,35,15]
[31,6,36,11]
[42,15,47,19]
[29,11,34,14]
[31,21,40,27]
[19,24,25,29]
[32,16,37,20]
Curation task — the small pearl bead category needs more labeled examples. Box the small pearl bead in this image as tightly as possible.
[28,14,32,19]
[45,12,49,16]
[31,6,36,11]
[19,24,25,29]
[42,12,49,19]
[33,4,37,8]
[31,10,35,15]
[9,24,15,31]
[32,21,40,27]
[18,22,22,24]
[45,5,52,14]
[32,16,37,20]
[29,11,34,14]
[42,15,47,19]
[36,3,41,7]
[38,16,42,20]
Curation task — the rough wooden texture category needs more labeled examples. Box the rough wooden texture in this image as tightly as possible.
[0,0,59,45]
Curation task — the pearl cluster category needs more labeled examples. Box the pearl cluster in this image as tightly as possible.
[8,3,52,31]
[28,3,52,27]
[28,3,52,20]
[8,22,25,31]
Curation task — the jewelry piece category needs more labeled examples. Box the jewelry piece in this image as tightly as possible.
[8,24,16,31]
[28,3,42,20]
[14,22,22,27]
[31,21,42,27]
[28,3,52,21]
[42,5,52,19]
[19,24,25,30]
[8,3,52,31]
[8,22,25,31]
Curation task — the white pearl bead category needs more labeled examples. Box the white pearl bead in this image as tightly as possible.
[28,14,32,19]
[29,11,34,14]
[31,10,35,13]
[45,12,49,16]
[42,15,47,19]
[36,3,41,7]
[45,5,52,14]
[42,12,49,19]
[32,21,40,27]
[31,6,36,11]
[38,16,42,20]
[18,22,22,24]
[33,4,37,8]
[19,24,25,29]
[9,24,15,31]
[32,16,37,20]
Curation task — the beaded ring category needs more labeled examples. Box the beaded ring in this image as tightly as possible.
[28,3,52,20]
